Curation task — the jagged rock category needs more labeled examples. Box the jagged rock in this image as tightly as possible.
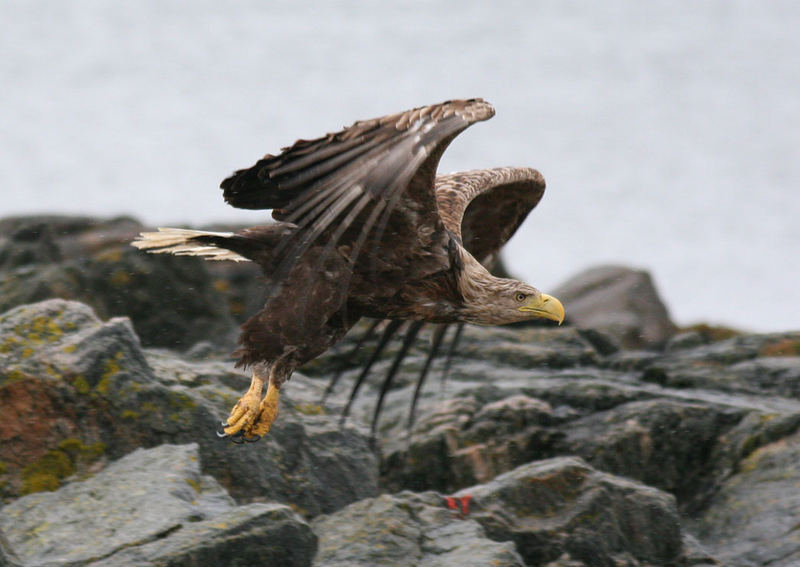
[556,398,746,509]
[0,443,316,567]
[454,457,684,566]
[315,458,686,567]
[2,215,800,567]
[0,299,378,515]
[0,532,22,567]
[641,331,800,397]
[312,491,524,567]
[0,215,258,349]
[552,265,677,349]
[691,430,800,567]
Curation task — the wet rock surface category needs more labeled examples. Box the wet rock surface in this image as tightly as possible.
[0,299,378,515]
[0,443,316,567]
[0,215,798,566]
[552,265,677,349]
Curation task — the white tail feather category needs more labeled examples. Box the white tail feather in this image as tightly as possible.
[132,228,251,262]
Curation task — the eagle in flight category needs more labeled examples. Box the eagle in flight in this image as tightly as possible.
[133,98,564,442]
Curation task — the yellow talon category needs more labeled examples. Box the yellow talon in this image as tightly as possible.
[249,382,280,437]
[222,388,263,437]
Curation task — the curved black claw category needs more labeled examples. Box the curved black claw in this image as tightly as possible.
[244,434,261,443]
[228,430,246,444]
[216,428,228,438]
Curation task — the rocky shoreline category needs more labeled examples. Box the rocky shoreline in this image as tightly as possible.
[1,216,799,566]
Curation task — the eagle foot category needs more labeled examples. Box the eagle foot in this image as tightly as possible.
[218,383,280,443]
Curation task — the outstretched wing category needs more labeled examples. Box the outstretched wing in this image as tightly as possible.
[435,167,546,264]
[220,99,496,288]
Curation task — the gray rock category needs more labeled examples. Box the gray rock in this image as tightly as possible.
[557,398,746,508]
[552,265,677,349]
[0,533,22,567]
[0,215,243,349]
[0,299,378,516]
[691,430,800,567]
[312,491,524,567]
[453,457,684,566]
[97,503,316,567]
[641,331,800,397]
[0,443,315,567]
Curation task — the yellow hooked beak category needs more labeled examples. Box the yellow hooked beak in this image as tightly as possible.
[519,293,565,325]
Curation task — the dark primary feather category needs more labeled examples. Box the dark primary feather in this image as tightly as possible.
[220,99,496,297]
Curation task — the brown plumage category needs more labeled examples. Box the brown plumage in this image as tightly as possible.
[133,98,564,442]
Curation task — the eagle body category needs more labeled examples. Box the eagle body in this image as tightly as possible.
[134,99,564,442]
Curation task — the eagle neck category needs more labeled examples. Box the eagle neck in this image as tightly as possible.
[455,248,503,324]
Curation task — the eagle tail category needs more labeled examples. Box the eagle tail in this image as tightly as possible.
[131,228,251,262]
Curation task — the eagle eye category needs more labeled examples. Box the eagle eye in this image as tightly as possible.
[515,292,527,302]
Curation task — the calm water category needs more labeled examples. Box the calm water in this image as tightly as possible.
[2,1,799,331]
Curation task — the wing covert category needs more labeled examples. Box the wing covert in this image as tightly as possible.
[435,167,546,263]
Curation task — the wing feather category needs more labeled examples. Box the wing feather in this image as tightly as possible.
[220,99,495,292]
[434,167,546,263]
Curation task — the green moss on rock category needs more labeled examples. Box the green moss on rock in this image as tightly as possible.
[20,438,106,495]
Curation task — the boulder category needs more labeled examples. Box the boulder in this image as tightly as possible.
[552,265,677,349]
[314,458,686,567]
[0,443,316,567]
[0,215,263,349]
[312,491,524,567]
[691,430,800,567]
[455,457,684,566]
[0,299,379,514]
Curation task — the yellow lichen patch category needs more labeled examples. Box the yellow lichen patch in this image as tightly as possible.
[57,438,105,462]
[185,478,202,493]
[72,375,90,394]
[213,279,231,293]
[62,344,77,354]
[229,300,245,316]
[681,323,741,342]
[21,438,107,494]
[96,351,125,394]
[3,369,27,385]
[0,336,21,353]
[168,392,197,411]
[43,363,61,379]
[121,409,140,420]
[21,450,74,495]
[110,269,131,287]
[12,315,65,345]
[760,339,800,357]
[294,403,326,416]
[21,347,34,358]
[95,248,123,263]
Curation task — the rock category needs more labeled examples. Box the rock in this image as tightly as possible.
[556,398,746,509]
[312,491,524,567]
[0,215,262,349]
[691,430,800,567]
[454,457,684,566]
[0,299,378,515]
[640,331,800,396]
[0,443,316,567]
[2,216,800,567]
[0,532,22,567]
[316,458,686,567]
[552,265,677,349]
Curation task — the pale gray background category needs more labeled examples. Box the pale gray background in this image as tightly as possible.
[2,1,798,331]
